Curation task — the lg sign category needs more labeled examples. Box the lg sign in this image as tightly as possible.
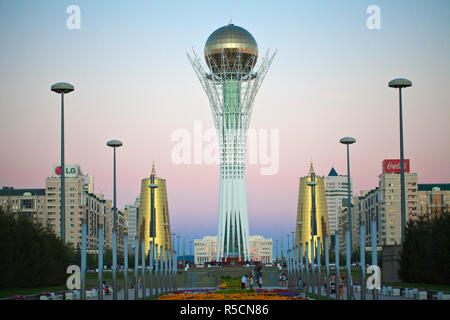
[53,165,80,178]
[382,159,410,174]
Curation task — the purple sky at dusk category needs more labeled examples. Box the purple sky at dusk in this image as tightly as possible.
[1,0,449,243]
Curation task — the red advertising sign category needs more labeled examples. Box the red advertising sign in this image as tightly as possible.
[55,166,62,176]
[382,159,410,174]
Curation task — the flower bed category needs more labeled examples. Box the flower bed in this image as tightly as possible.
[157,288,309,301]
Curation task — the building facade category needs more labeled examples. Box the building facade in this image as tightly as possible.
[194,235,273,264]
[343,160,419,250]
[0,187,47,224]
[194,236,217,265]
[324,167,351,245]
[418,184,450,217]
[249,235,273,263]
[1,165,126,254]
[137,164,172,259]
[124,197,140,252]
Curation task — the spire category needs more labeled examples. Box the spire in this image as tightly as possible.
[309,159,315,175]
[151,161,156,177]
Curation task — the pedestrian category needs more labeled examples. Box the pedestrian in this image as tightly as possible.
[339,275,344,300]
[241,274,247,289]
[249,275,253,289]
[258,276,262,289]
[330,273,336,294]
[279,272,283,286]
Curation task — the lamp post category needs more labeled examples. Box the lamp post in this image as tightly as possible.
[297,221,303,291]
[124,232,128,300]
[163,223,169,293]
[149,180,159,263]
[106,139,123,300]
[183,238,186,267]
[275,239,279,264]
[280,238,284,264]
[340,136,355,300]
[286,233,290,285]
[171,233,176,291]
[177,235,180,268]
[51,82,74,244]
[148,180,158,298]
[134,207,139,300]
[339,137,355,255]
[307,179,317,296]
[189,240,193,265]
[389,78,412,243]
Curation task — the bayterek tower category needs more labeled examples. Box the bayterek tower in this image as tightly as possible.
[188,23,275,261]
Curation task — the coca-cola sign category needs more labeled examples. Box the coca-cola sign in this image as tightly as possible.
[382,159,410,174]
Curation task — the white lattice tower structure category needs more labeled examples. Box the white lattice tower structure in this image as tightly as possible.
[187,24,275,261]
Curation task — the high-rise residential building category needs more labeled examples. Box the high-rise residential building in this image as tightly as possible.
[295,162,330,259]
[188,23,275,261]
[345,160,418,249]
[124,197,140,251]
[194,235,273,264]
[1,165,125,253]
[418,184,450,217]
[138,163,172,259]
[324,167,351,245]
[378,161,418,245]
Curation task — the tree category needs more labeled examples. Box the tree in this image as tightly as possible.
[399,210,450,285]
[0,206,73,289]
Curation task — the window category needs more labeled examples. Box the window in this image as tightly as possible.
[21,199,33,209]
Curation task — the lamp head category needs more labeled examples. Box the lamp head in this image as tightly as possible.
[388,78,412,89]
[340,137,356,145]
[307,181,317,187]
[51,82,74,94]
[149,183,159,189]
[106,140,123,148]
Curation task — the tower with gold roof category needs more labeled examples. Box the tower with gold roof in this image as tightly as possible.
[137,163,172,259]
[295,162,330,261]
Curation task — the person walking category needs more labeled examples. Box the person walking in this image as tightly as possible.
[339,275,345,300]
[249,275,253,289]
[241,274,247,289]
[258,276,263,289]
[330,273,336,294]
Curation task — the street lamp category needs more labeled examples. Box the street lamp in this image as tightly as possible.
[275,239,279,264]
[183,238,186,267]
[149,181,159,260]
[51,82,74,244]
[286,233,290,255]
[177,235,180,267]
[389,78,412,243]
[340,136,355,300]
[340,136,355,252]
[307,179,317,296]
[189,240,193,265]
[106,139,123,300]
[148,180,158,299]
